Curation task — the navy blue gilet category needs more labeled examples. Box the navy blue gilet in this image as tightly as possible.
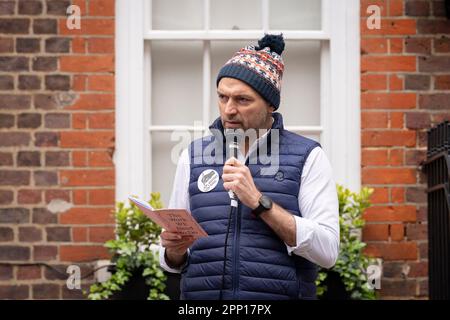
[180,112,320,300]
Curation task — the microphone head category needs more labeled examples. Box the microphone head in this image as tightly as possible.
[224,128,244,143]
[224,129,244,160]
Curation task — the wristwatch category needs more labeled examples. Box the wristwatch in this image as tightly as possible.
[252,194,273,217]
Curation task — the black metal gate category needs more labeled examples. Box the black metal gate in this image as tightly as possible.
[423,121,450,300]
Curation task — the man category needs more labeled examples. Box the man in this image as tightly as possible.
[159,34,339,300]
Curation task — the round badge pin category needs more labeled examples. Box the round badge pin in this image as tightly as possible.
[198,169,219,192]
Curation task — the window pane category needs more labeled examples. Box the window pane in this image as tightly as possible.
[210,40,250,123]
[281,41,321,126]
[151,132,191,206]
[270,0,321,30]
[152,0,203,30]
[151,41,203,126]
[210,0,261,30]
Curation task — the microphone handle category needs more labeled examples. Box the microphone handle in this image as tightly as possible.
[228,141,239,207]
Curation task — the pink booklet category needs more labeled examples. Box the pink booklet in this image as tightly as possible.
[128,196,208,239]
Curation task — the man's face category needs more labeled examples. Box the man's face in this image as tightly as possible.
[217,77,274,131]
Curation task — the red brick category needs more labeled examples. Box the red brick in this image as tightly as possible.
[88,151,113,167]
[73,75,86,91]
[362,131,416,147]
[60,56,114,72]
[60,131,114,148]
[389,0,404,16]
[361,0,388,17]
[391,187,405,203]
[389,38,403,53]
[0,285,29,299]
[406,1,430,16]
[361,74,387,91]
[88,75,114,91]
[435,75,450,90]
[363,167,416,184]
[45,189,70,203]
[406,223,427,240]
[361,19,417,36]
[364,242,417,260]
[390,112,404,129]
[60,245,110,262]
[60,207,114,224]
[390,223,405,240]
[361,92,416,109]
[363,223,389,241]
[362,111,388,129]
[87,38,114,53]
[73,190,87,205]
[68,94,114,110]
[419,93,450,110]
[434,37,450,53]
[89,0,115,16]
[362,149,388,166]
[59,19,114,36]
[18,189,42,204]
[408,261,428,277]
[33,245,57,261]
[389,74,403,90]
[89,189,115,205]
[363,205,417,222]
[369,187,389,204]
[361,56,416,72]
[89,226,115,243]
[405,37,431,54]
[361,38,388,54]
[17,265,41,280]
[71,37,86,53]
[61,169,114,186]
[389,149,404,166]
[418,19,450,34]
[72,113,87,129]
[88,112,114,129]
[379,279,417,297]
[72,227,88,242]
[72,151,87,167]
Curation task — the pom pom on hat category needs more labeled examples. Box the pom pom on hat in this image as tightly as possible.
[256,34,285,55]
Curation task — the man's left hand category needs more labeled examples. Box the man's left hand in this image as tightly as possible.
[222,157,261,209]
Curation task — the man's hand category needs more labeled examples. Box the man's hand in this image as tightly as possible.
[160,231,195,268]
[222,157,262,209]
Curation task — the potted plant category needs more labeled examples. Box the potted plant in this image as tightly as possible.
[316,185,378,300]
[87,193,176,300]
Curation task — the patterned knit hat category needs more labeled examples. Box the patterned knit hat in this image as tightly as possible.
[216,34,285,109]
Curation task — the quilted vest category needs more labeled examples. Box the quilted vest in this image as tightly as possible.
[181,112,320,300]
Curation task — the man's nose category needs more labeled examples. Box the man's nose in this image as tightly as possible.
[224,100,238,115]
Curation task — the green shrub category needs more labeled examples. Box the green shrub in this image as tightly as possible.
[316,185,378,300]
[87,192,169,300]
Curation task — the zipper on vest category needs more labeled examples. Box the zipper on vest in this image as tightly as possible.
[231,200,242,299]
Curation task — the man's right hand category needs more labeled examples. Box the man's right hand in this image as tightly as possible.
[160,231,196,268]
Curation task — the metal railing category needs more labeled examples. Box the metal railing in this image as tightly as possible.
[423,120,450,300]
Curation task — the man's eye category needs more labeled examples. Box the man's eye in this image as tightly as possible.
[238,98,250,103]
[218,94,227,100]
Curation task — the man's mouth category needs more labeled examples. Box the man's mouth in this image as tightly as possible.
[224,121,242,128]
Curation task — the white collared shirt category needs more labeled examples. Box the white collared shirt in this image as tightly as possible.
[159,129,340,272]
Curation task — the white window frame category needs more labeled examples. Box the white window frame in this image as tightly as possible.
[115,0,361,201]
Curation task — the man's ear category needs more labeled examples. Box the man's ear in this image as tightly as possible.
[268,105,275,113]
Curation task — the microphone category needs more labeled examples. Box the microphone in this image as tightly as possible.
[224,129,244,208]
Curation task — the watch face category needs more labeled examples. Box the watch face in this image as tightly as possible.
[260,195,272,210]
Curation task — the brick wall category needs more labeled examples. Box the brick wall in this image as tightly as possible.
[361,0,449,299]
[0,0,115,299]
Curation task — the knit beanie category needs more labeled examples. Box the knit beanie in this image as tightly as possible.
[216,34,285,109]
